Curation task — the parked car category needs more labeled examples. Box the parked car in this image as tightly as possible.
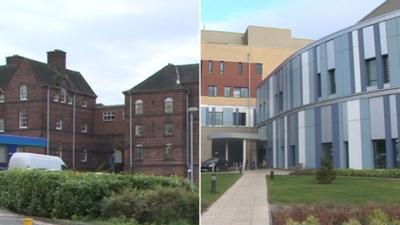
[201,158,228,172]
[8,152,67,171]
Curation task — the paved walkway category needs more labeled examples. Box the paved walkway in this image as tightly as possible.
[202,170,270,225]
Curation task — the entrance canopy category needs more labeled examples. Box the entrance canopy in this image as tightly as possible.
[0,134,47,147]
[208,132,262,141]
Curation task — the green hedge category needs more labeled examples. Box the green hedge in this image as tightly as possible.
[290,169,400,178]
[0,169,197,222]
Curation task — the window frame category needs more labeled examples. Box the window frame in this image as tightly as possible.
[238,62,243,75]
[164,123,173,136]
[81,124,88,133]
[220,61,224,74]
[19,111,28,129]
[56,119,63,130]
[208,85,217,97]
[328,69,336,95]
[224,86,232,97]
[135,145,143,160]
[135,99,144,115]
[207,61,213,74]
[383,55,390,84]
[135,125,144,137]
[256,63,263,75]
[60,88,67,103]
[81,148,88,163]
[19,84,28,101]
[164,97,173,114]
[103,112,115,121]
[0,93,4,103]
[366,58,377,87]
[0,119,4,132]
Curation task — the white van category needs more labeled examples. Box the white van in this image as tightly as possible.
[8,152,67,171]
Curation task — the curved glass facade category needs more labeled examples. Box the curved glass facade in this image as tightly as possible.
[256,11,400,169]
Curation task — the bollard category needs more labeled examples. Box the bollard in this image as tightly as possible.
[270,170,274,180]
[239,164,242,174]
[211,173,217,193]
[23,218,33,225]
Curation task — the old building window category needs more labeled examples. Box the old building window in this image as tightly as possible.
[53,94,59,102]
[135,99,143,115]
[60,88,66,103]
[81,148,88,163]
[317,73,322,98]
[0,93,4,103]
[56,119,62,130]
[19,111,28,128]
[164,123,173,136]
[165,143,172,158]
[0,119,4,132]
[256,63,262,75]
[135,125,143,136]
[215,112,223,125]
[220,61,224,74]
[233,87,248,98]
[81,100,88,108]
[103,112,115,121]
[238,62,243,75]
[208,61,213,74]
[224,87,231,97]
[0,146,7,163]
[20,84,28,101]
[67,95,73,105]
[233,112,246,126]
[81,124,87,133]
[135,145,143,159]
[57,146,63,159]
[164,97,173,114]
[208,86,217,96]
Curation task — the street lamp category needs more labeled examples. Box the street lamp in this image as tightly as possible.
[188,107,198,183]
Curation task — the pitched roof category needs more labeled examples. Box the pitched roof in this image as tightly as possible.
[0,57,96,96]
[359,0,400,22]
[124,63,198,94]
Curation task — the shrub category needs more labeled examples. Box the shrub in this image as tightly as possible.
[367,209,390,225]
[286,216,319,225]
[315,149,336,184]
[342,219,361,225]
[100,189,146,221]
[335,169,400,178]
[0,169,197,222]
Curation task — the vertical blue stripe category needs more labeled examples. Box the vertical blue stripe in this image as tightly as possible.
[374,23,385,89]
[332,103,341,168]
[384,95,394,168]
[315,107,322,168]
[358,29,367,92]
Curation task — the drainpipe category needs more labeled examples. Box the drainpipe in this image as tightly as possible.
[46,87,50,155]
[186,89,190,179]
[129,93,133,173]
[72,94,76,170]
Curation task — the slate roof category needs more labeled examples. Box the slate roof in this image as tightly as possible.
[0,56,96,97]
[124,63,198,94]
[359,0,400,22]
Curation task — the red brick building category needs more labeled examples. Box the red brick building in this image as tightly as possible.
[0,50,198,177]
[123,64,199,179]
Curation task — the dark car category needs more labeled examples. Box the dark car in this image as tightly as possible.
[201,158,228,172]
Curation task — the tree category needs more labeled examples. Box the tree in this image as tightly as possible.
[316,148,336,184]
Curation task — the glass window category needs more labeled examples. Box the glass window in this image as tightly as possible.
[224,87,231,97]
[135,145,143,159]
[135,99,143,115]
[53,94,59,102]
[344,142,349,168]
[317,73,322,98]
[220,61,224,74]
[135,125,143,136]
[215,112,223,125]
[238,63,243,75]
[208,61,212,74]
[165,143,172,158]
[19,111,28,128]
[81,148,87,163]
[67,95,73,105]
[373,140,386,168]
[164,123,173,136]
[20,84,28,101]
[0,146,7,163]
[0,119,4,132]
[164,97,173,113]
[208,86,217,97]
[103,112,115,121]
[233,112,246,126]
[233,88,241,97]
[240,88,248,98]
[0,93,4,103]
[60,88,66,103]
[81,100,88,108]
[383,55,390,84]
[81,124,87,133]
[394,139,400,168]
[328,69,336,94]
[279,91,283,111]
[367,58,377,87]
[56,119,62,130]
[256,63,262,75]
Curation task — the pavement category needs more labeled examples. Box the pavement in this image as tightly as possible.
[201,169,270,225]
[0,209,58,225]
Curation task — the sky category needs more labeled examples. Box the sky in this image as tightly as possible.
[0,0,199,105]
[201,0,385,40]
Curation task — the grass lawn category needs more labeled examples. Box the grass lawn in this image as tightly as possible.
[201,172,242,210]
[268,175,400,205]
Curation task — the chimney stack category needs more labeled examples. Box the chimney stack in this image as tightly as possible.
[47,49,66,70]
[6,55,23,66]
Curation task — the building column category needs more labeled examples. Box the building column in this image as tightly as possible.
[243,139,247,170]
[225,141,229,161]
